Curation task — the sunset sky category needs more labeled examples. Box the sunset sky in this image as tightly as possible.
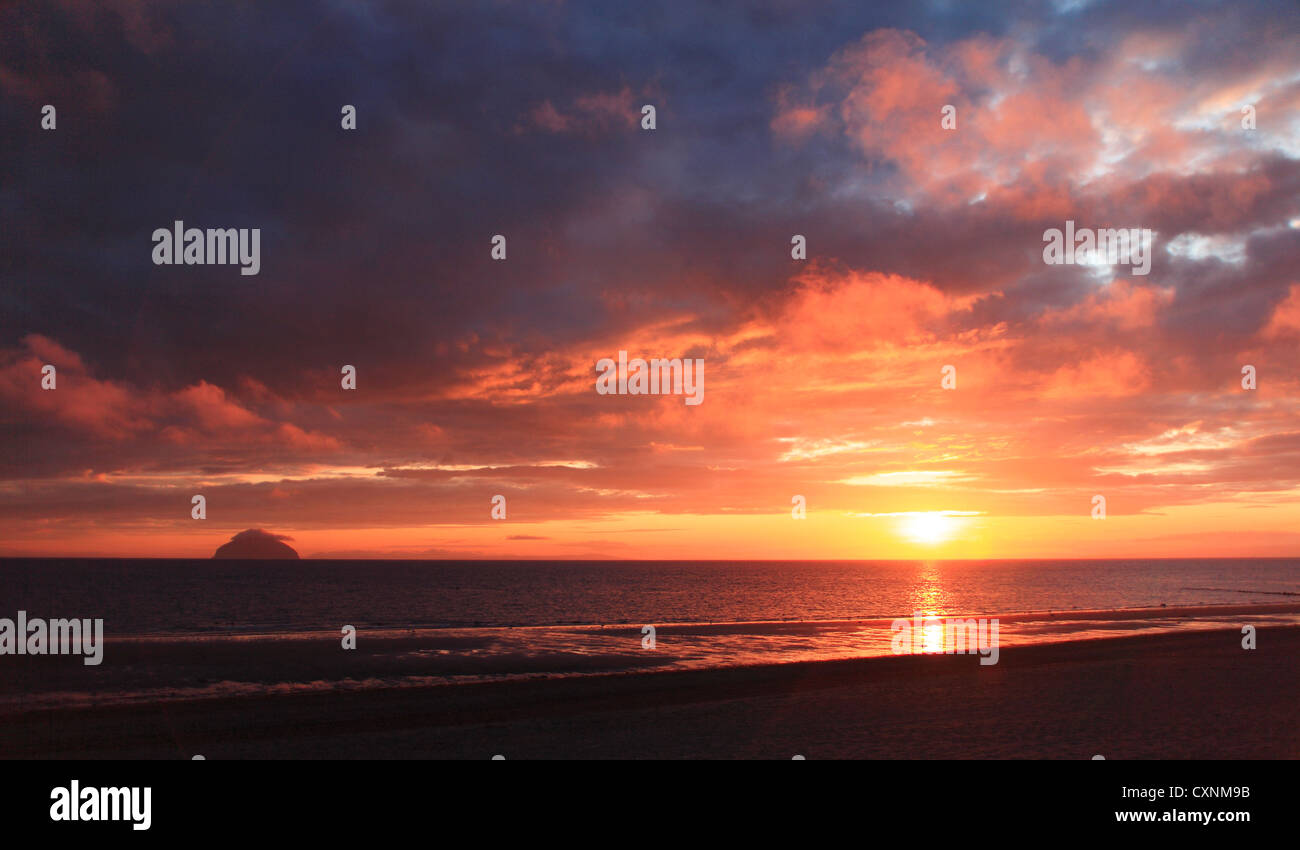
[2,0,1299,559]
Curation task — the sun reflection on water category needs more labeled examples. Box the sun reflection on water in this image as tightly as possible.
[914,563,952,653]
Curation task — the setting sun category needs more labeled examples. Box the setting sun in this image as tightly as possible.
[900,512,956,545]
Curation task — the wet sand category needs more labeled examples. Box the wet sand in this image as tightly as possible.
[3,625,1296,759]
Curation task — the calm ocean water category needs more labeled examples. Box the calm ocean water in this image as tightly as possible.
[3,558,1299,632]
[1,558,1297,709]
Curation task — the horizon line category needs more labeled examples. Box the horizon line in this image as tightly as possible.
[2,555,1297,563]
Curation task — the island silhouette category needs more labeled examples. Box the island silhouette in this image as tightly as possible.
[212,529,300,559]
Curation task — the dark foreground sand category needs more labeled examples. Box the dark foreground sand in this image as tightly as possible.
[3,626,1296,759]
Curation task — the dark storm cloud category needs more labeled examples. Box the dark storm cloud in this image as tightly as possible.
[0,0,1035,395]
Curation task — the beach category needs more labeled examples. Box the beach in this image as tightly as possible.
[4,625,1295,759]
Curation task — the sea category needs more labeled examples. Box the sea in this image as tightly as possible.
[1,558,1297,711]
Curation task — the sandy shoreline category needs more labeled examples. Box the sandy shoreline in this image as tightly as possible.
[7,601,1299,713]
[3,624,1296,759]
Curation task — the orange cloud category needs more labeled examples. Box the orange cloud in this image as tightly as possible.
[1264,284,1300,338]
[1045,280,1175,330]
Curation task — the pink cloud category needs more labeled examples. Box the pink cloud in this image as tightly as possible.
[0,337,344,452]
[522,85,643,134]
[176,381,265,430]
[1264,284,1300,338]
[1045,280,1175,331]
[774,22,1299,208]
